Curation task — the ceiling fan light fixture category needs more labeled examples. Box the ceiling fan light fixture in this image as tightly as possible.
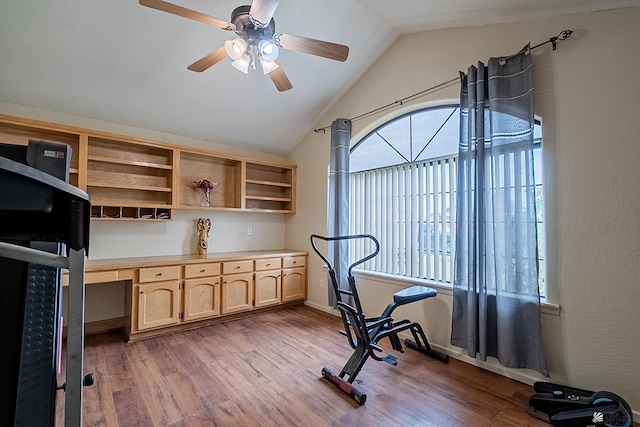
[231,54,251,74]
[259,56,280,75]
[224,37,247,61]
[258,39,279,63]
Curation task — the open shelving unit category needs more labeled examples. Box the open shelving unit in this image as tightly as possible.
[0,114,298,219]
[177,151,242,210]
[86,137,174,219]
[245,161,296,212]
[0,119,81,187]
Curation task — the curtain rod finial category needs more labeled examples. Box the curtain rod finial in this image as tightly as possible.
[551,29,574,50]
[559,30,574,40]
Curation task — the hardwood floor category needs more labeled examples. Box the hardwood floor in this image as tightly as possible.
[55,306,560,426]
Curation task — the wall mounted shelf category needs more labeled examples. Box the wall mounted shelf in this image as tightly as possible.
[0,114,297,219]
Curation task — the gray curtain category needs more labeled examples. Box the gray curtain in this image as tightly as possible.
[327,118,351,307]
[450,45,548,376]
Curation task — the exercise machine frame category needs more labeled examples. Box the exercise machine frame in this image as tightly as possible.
[310,234,449,405]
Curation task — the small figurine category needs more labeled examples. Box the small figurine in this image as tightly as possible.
[196,218,211,255]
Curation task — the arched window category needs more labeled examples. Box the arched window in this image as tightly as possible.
[349,105,546,296]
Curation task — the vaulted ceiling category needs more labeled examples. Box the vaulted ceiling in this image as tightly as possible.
[1,1,638,155]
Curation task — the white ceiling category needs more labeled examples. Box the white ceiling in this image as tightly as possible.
[1,0,638,155]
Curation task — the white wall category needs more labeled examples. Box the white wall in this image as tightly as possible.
[286,7,640,414]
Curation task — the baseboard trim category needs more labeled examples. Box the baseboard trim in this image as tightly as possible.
[304,300,338,315]
[62,316,126,337]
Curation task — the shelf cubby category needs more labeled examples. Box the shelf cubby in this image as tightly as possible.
[86,137,174,208]
[90,205,172,221]
[244,162,296,212]
[178,151,242,209]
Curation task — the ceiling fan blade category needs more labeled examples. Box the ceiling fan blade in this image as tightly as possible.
[268,62,292,92]
[187,47,227,72]
[276,33,349,62]
[139,0,235,31]
[249,0,279,28]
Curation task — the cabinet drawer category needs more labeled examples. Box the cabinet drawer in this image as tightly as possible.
[138,266,180,283]
[184,263,221,278]
[222,260,253,274]
[283,256,306,268]
[254,257,282,271]
[86,270,119,284]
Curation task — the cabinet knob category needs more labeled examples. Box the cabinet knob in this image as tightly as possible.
[200,269,206,273]
[266,263,271,267]
[156,273,162,276]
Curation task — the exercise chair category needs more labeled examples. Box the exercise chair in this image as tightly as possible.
[310,234,449,405]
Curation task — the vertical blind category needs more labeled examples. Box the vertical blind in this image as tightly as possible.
[349,153,457,283]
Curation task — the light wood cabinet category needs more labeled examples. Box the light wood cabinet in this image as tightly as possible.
[183,262,221,322]
[135,266,182,331]
[137,280,181,331]
[106,251,306,340]
[222,260,253,275]
[0,116,82,187]
[184,262,220,278]
[183,277,220,322]
[133,263,222,332]
[178,151,242,209]
[138,265,180,283]
[254,257,282,308]
[221,272,254,314]
[0,114,297,217]
[282,267,306,303]
[282,256,307,302]
[245,162,296,213]
[87,136,174,220]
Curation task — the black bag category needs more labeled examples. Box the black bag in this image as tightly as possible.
[528,382,633,427]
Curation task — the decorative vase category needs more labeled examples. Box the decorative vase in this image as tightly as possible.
[194,179,219,208]
[196,218,211,255]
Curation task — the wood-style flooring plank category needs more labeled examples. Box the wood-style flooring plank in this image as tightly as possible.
[55,306,606,426]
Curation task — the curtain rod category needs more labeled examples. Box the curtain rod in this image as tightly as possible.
[313,29,574,134]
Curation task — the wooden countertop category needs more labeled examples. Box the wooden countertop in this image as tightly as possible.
[84,249,308,272]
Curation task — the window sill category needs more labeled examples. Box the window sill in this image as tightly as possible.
[351,269,560,316]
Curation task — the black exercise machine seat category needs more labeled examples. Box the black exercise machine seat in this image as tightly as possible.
[393,286,437,305]
[375,285,438,324]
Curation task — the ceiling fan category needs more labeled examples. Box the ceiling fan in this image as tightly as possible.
[139,0,350,92]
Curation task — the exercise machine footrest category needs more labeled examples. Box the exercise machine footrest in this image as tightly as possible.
[405,339,450,363]
[382,355,398,365]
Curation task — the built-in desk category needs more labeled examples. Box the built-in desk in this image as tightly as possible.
[65,250,308,341]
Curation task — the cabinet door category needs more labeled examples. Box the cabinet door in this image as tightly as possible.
[183,277,221,322]
[254,270,281,308]
[282,267,306,302]
[221,273,254,314]
[137,281,180,331]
